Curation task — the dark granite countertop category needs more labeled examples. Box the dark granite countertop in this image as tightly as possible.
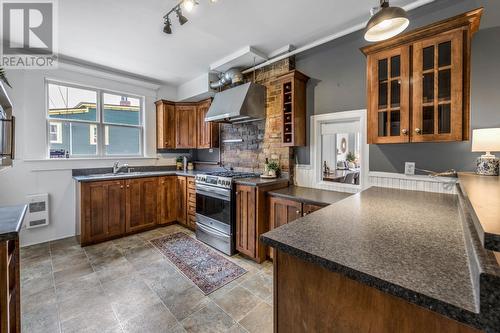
[268,186,352,206]
[261,187,480,325]
[0,205,27,241]
[73,170,201,182]
[234,177,289,187]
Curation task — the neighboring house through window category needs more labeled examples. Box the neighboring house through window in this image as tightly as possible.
[46,81,144,158]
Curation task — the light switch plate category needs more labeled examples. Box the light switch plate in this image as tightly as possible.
[404,162,416,175]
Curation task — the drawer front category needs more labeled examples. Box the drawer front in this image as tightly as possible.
[187,201,196,215]
[187,177,196,189]
[187,190,196,203]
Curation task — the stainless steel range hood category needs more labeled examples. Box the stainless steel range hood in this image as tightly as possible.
[205,82,265,124]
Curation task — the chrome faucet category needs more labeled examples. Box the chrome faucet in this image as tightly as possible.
[113,161,129,174]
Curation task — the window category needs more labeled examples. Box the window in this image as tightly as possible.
[47,81,143,158]
[308,110,368,191]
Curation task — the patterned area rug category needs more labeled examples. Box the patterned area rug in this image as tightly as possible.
[150,232,247,295]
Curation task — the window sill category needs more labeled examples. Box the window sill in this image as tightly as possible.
[24,156,157,162]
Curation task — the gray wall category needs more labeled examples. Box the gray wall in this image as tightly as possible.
[295,0,500,173]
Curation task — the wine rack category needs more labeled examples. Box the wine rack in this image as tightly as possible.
[279,70,309,147]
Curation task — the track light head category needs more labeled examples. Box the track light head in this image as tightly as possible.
[163,18,172,34]
[176,6,188,25]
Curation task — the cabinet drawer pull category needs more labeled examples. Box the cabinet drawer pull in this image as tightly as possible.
[296,210,300,214]
[120,186,124,189]
[126,185,130,188]
[415,128,422,135]
[402,129,408,135]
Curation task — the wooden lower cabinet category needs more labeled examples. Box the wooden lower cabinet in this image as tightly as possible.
[269,197,302,230]
[176,176,188,226]
[79,175,193,246]
[81,180,126,245]
[268,196,326,259]
[274,251,481,333]
[235,185,257,259]
[158,176,177,225]
[125,177,159,233]
[235,181,289,263]
[302,204,323,216]
[0,238,20,333]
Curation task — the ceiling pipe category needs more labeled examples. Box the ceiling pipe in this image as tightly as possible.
[241,0,435,75]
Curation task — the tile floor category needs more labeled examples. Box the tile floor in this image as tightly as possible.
[20,225,274,333]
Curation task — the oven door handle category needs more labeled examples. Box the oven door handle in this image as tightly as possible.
[196,185,231,201]
[196,222,229,241]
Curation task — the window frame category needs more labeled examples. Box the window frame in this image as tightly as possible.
[309,109,369,193]
[46,80,144,158]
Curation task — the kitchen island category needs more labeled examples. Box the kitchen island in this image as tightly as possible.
[261,186,500,333]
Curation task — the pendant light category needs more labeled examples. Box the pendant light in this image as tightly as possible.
[364,0,409,42]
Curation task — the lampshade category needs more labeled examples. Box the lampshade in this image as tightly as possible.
[472,128,500,152]
[364,2,409,42]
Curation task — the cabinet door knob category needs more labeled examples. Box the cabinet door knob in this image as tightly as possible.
[126,185,130,188]
[120,186,124,189]
[415,128,422,134]
[296,210,300,214]
[402,129,408,135]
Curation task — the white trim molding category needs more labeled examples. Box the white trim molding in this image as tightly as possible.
[368,171,458,194]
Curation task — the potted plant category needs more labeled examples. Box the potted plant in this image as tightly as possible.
[176,156,183,170]
[346,152,357,169]
[267,160,280,178]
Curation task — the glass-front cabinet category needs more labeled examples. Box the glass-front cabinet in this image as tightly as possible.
[367,47,410,144]
[362,8,482,145]
[412,30,463,142]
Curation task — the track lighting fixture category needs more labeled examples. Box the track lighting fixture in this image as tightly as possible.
[176,6,188,25]
[364,0,409,42]
[162,0,214,35]
[163,18,172,34]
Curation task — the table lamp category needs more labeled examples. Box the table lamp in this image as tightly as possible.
[472,128,500,176]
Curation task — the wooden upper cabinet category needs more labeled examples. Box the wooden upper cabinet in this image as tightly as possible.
[196,99,219,149]
[176,104,197,148]
[125,177,159,233]
[367,47,410,144]
[279,70,309,147]
[412,30,463,142]
[361,8,482,144]
[156,100,175,149]
[156,99,218,150]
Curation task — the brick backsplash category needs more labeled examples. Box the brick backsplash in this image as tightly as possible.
[220,57,296,181]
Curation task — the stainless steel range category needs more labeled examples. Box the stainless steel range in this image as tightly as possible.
[195,171,258,255]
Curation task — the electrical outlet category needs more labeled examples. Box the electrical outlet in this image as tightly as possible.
[404,162,415,175]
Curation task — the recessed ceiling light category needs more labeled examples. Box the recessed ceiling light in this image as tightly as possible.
[364,0,409,42]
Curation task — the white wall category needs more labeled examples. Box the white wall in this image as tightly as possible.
[0,65,176,247]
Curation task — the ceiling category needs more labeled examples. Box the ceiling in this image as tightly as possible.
[58,0,423,86]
